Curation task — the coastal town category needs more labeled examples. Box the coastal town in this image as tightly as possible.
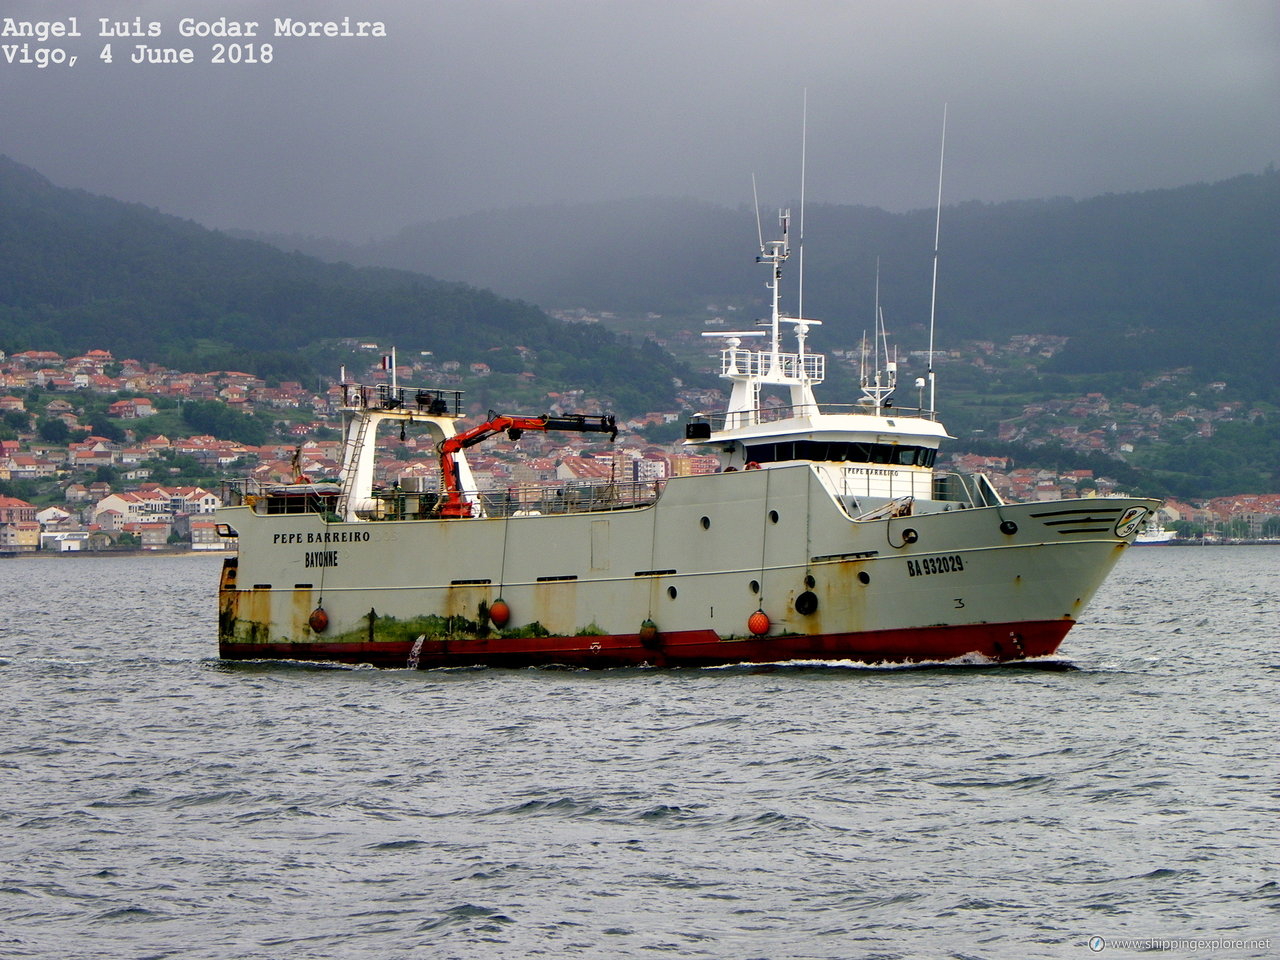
[1,343,1277,554]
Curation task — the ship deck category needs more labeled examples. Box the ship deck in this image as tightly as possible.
[222,468,1002,523]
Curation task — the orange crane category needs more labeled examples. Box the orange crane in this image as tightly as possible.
[437,411,618,517]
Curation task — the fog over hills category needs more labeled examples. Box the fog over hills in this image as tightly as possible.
[246,170,1280,400]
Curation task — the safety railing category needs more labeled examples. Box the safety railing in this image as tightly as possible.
[340,383,464,417]
[688,399,939,435]
[222,477,662,520]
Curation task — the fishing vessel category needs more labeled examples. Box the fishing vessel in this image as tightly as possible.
[1134,513,1176,545]
[215,211,1159,669]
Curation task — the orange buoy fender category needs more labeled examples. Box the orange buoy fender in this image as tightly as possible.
[748,609,770,636]
[489,598,511,628]
[308,607,329,633]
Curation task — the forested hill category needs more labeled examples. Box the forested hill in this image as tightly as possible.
[0,157,690,413]
[258,171,1280,401]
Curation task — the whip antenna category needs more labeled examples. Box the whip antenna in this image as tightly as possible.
[927,103,947,416]
[798,88,808,324]
[752,173,764,252]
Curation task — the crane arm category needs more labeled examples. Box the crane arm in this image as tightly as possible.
[437,411,618,517]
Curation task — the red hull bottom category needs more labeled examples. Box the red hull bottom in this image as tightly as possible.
[219,619,1074,669]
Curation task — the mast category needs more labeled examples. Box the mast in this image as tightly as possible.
[756,208,790,362]
[703,198,825,426]
[859,258,896,410]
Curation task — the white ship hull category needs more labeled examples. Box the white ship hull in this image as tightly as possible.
[217,463,1157,667]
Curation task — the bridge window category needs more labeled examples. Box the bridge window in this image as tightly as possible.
[743,440,936,467]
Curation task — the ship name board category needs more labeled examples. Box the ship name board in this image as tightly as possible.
[841,467,898,477]
[272,531,371,544]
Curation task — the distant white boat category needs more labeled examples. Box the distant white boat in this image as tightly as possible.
[1135,515,1176,544]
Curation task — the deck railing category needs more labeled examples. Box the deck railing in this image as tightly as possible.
[689,400,939,434]
[340,383,465,417]
[720,347,824,383]
[471,480,661,517]
[223,477,660,520]
[931,472,1003,507]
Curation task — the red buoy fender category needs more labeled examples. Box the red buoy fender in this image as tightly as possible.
[748,609,770,636]
[489,598,511,628]
[308,607,329,633]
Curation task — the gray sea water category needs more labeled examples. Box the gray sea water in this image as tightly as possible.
[1,547,1277,960]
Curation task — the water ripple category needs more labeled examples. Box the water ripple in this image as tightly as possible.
[0,551,1276,959]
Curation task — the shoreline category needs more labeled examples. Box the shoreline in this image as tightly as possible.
[0,549,231,559]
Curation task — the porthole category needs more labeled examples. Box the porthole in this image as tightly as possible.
[769,510,780,524]
[700,516,711,530]
[804,574,815,588]
[749,579,760,594]
[667,586,678,599]
[857,571,871,585]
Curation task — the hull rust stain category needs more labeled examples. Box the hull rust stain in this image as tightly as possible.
[218,619,1072,669]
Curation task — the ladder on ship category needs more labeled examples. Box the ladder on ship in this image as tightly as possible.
[337,414,374,521]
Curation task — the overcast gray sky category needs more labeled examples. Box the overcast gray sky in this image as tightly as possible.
[4,0,1277,239]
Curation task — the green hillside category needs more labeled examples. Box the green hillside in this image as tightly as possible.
[0,157,693,413]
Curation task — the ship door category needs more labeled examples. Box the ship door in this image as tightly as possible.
[591,520,610,571]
